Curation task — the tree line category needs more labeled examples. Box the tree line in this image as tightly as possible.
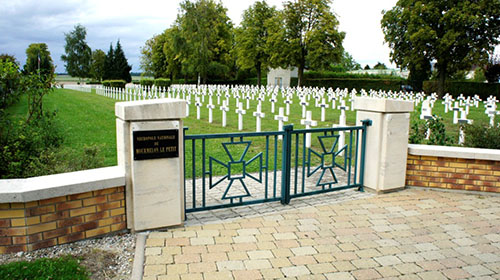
[61,24,132,83]
[142,0,499,93]
[141,0,347,86]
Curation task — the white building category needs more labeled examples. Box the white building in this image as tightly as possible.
[267,67,298,87]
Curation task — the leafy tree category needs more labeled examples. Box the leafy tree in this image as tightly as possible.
[407,58,431,91]
[61,24,92,82]
[382,0,500,95]
[163,26,185,80]
[139,37,155,77]
[176,0,233,83]
[373,62,387,70]
[235,1,277,86]
[267,0,345,86]
[23,43,54,77]
[0,59,22,108]
[89,49,106,81]
[140,33,170,78]
[339,51,361,71]
[364,64,370,70]
[0,54,19,67]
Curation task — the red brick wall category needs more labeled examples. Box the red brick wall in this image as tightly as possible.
[406,155,500,192]
[0,186,126,254]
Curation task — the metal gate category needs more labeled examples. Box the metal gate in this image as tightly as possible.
[184,120,371,213]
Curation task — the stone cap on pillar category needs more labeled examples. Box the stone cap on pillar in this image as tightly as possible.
[354,97,414,113]
[115,98,187,121]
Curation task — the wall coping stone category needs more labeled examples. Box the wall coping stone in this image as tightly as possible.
[408,144,500,161]
[0,166,125,203]
[115,98,187,121]
[354,97,414,113]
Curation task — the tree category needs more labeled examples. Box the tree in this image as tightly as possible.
[373,62,387,70]
[0,54,19,67]
[267,0,345,86]
[382,0,500,95]
[235,1,277,86]
[89,49,106,81]
[103,41,132,83]
[113,41,132,83]
[485,55,500,83]
[103,44,114,81]
[23,43,54,77]
[364,64,370,70]
[61,24,92,82]
[140,33,170,78]
[176,0,233,83]
[339,51,361,71]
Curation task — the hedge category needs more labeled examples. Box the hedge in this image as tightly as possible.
[140,79,154,87]
[304,70,404,80]
[423,81,500,99]
[153,78,171,88]
[300,78,404,91]
[102,80,126,88]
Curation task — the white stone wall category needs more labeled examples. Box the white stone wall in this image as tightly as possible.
[267,67,298,87]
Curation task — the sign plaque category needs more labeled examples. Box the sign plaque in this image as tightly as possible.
[133,129,179,160]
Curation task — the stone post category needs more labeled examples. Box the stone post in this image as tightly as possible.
[354,97,414,193]
[116,99,186,231]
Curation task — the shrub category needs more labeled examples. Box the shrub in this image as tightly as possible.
[86,79,101,85]
[154,78,171,88]
[301,78,404,91]
[463,123,500,149]
[0,255,89,280]
[423,81,500,99]
[102,79,126,88]
[408,115,453,146]
[140,78,154,87]
[0,59,22,108]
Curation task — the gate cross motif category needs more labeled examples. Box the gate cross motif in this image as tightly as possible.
[209,141,263,200]
[307,135,348,187]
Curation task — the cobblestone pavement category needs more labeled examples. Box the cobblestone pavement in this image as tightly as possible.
[143,189,500,280]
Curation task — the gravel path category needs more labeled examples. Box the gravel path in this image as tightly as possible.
[0,232,136,280]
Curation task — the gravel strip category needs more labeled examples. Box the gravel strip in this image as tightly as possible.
[0,232,136,280]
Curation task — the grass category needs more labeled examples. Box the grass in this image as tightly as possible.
[5,87,498,176]
[0,256,89,280]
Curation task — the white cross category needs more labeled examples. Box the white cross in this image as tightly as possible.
[300,111,318,148]
[220,100,229,127]
[245,95,252,109]
[318,98,329,122]
[274,107,288,140]
[253,104,265,132]
[195,97,203,120]
[270,95,277,113]
[235,102,246,131]
[207,98,215,123]
[420,99,433,120]
[457,110,473,145]
[284,96,293,115]
[185,98,191,117]
[452,102,461,124]
[300,97,309,118]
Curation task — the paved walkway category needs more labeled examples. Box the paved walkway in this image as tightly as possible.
[143,189,500,280]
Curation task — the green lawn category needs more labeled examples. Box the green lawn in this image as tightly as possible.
[5,88,497,173]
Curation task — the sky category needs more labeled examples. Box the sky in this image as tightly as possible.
[0,0,400,73]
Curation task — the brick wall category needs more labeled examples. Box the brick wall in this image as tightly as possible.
[0,186,126,254]
[406,155,500,192]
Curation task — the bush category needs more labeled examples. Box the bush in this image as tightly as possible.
[304,70,404,80]
[154,78,171,88]
[463,123,500,149]
[101,80,126,88]
[140,78,154,87]
[423,81,500,99]
[0,59,22,108]
[408,115,453,146]
[86,79,101,85]
[0,255,89,280]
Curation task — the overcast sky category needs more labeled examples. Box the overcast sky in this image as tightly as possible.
[0,0,400,73]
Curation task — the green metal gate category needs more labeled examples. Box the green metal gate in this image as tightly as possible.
[184,120,371,213]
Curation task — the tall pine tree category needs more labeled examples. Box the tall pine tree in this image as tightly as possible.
[103,41,131,82]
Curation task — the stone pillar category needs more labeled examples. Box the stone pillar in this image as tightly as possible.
[354,97,414,193]
[116,99,186,231]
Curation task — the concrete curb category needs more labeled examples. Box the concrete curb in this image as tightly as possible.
[130,232,148,280]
